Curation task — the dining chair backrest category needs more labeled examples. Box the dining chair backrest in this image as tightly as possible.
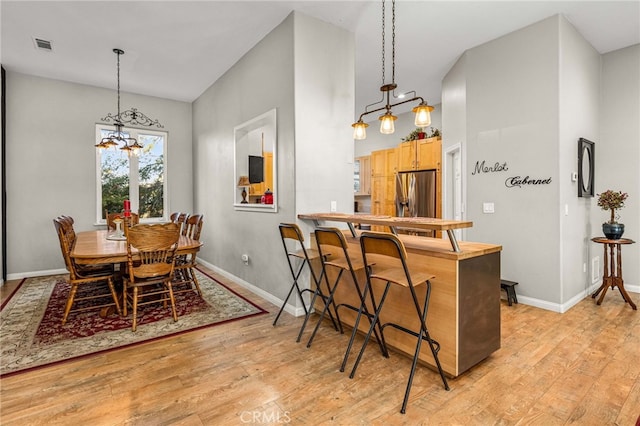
[170,212,188,224]
[183,214,204,240]
[53,216,79,280]
[106,212,139,230]
[125,223,180,281]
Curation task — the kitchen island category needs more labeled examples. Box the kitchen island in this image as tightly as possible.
[298,213,502,378]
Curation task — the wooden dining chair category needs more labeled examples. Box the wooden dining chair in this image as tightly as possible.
[173,214,204,297]
[123,222,181,331]
[53,216,122,325]
[106,212,140,230]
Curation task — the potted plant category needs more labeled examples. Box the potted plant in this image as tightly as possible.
[402,128,425,141]
[597,189,628,239]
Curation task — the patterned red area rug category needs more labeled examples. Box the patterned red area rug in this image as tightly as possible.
[1,268,267,377]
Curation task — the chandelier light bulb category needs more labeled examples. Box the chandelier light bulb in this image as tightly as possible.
[413,104,433,127]
[379,111,397,134]
[352,120,369,140]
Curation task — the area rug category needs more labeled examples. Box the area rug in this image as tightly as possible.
[0,268,267,377]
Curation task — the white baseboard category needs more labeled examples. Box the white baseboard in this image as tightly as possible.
[515,280,638,313]
[7,268,67,281]
[197,259,306,318]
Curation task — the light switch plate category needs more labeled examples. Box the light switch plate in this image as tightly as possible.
[483,202,495,213]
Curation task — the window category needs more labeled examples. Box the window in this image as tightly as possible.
[95,125,168,223]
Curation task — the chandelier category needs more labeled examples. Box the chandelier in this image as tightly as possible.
[95,48,164,156]
[352,0,433,140]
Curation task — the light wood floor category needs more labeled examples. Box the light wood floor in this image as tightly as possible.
[1,266,639,425]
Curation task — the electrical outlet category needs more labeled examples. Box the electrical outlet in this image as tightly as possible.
[330,201,337,212]
[241,254,249,265]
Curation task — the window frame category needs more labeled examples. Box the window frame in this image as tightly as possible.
[95,124,169,224]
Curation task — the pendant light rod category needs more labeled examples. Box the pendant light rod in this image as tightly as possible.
[352,0,433,140]
[96,48,164,155]
[100,49,164,129]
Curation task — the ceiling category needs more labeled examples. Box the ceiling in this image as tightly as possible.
[2,1,639,116]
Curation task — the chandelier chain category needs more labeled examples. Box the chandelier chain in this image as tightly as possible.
[391,0,395,85]
[116,50,121,123]
[381,0,385,86]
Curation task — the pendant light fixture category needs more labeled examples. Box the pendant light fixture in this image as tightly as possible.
[96,48,164,156]
[352,0,434,140]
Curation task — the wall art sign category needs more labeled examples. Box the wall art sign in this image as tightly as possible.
[472,160,509,175]
[577,138,595,197]
[505,176,552,188]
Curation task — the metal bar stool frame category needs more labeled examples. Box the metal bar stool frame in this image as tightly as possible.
[309,227,389,362]
[273,223,339,340]
[349,231,449,414]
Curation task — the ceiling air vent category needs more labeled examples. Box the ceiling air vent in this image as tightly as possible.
[32,37,53,52]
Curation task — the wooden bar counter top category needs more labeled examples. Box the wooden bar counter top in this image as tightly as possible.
[299,214,502,378]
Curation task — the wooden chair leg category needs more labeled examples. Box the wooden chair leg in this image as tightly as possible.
[132,287,139,332]
[106,278,123,316]
[188,267,202,296]
[167,282,178,322]
[61,284,79,325]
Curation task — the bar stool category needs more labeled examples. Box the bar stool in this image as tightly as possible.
[273,223,339,340]
[310,227,389,363]
[349,231,449,414]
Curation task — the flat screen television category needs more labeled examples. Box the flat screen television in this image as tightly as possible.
[248,155,264,183]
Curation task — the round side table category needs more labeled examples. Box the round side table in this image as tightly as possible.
[591,237,636,310]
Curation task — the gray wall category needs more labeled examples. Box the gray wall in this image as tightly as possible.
[442,15,639,311]
[192,12,354,313]
[558,17,601,305]
[597,44,639,291]
[5,72,192,277]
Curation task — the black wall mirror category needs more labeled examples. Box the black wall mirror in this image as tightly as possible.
[578,138,594,198]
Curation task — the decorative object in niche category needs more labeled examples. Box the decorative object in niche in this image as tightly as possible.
[578,138,595,197]
[234,109,277,212]
[237,176,250,204]
[597,189,628,239]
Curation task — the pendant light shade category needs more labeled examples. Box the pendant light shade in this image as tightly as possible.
[352,120,369,140]
[379,111,397,134]
[413,103,433,127]
[351,0,434,140]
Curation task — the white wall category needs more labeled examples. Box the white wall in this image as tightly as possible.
[442,16,639,311]
[598,44,640,290]
[293,13,355,233]
[558,17,601,304]
[5,73,192,277]
[192,12,354,311]
[464,16,561,307]
[192,13,296,305]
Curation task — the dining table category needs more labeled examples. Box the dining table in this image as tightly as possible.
[71,229,203,265]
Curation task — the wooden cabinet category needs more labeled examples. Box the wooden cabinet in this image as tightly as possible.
[417,137,441,170]
[398,137,441,171]
[370,148,398,230]
[398,140,417,171]
[354,155,371,196]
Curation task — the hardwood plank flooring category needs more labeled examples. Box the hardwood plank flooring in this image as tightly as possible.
[1,267,639,425]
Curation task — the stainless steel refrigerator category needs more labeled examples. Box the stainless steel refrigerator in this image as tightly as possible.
[395,170,437,236]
